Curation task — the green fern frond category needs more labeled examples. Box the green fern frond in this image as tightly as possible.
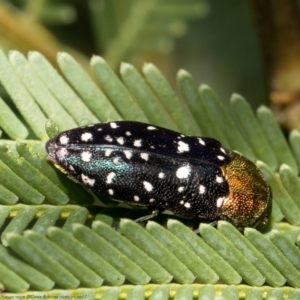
[0,50,300,299]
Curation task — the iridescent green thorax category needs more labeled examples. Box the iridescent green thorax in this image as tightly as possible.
[220,151,272,229]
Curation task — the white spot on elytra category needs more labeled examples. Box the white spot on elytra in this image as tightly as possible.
[143,181,153,192]
[106,172,116,184]
[158,172,165,179]
[108,189,114,195]
[134,195,140,201]
[82,174,95,186]
[69,165,75,172]
[184,202,191,208]
[150,145,155,149]
[177,141,189,153]
[134,139,142,147]
[216,176,224,183]
[56,148,68,160]
[81,132,93,142]
[217,155,225,161]
[199,185,206,194]
[178,186,184,192]
[59,135,69,145]
[216,197,225,208]
[180,200,184,204]
[104,135,113,142]
[124,150,132,159]
[113,157,120,164]
[141,153,149,161]
[147,126,157,130]
[105,149,114,157]
[110,122,118,129]
[81,151,92,162]
[149,198,155,203]
[198,138,205,145]
[97,128,102,131]
[117,137,125,145]
[176,165,191,179]
[220,147,226,154]
[126,131,131,136]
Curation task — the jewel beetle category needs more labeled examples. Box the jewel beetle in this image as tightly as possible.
[45,121,272,229]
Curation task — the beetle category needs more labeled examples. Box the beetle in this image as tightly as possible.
[45,121,272,229]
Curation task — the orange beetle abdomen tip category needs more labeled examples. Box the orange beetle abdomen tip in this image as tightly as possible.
[220,151,272,229]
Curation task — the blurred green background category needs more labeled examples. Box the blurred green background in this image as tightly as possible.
[0,0,267,110]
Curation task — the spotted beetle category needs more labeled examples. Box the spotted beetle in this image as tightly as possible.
[45,121,272,229]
